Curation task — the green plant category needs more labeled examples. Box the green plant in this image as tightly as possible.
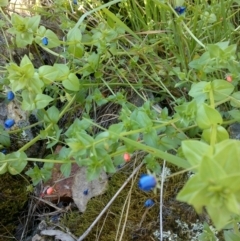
[1,0,240,238]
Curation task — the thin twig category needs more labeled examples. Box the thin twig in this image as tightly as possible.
[160,160,166,241]
[96,211,110,241]
[118,166,138,241]
[115,190,131,241]
[33,196,64,212]
[77,162,143,241]
[115,170,134,241]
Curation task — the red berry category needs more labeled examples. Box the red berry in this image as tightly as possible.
[46,187,54,195]
[226,75,232,82]
[123,153,131,162]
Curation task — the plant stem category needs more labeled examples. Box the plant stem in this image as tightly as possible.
[159,160,166,241]
[18,94,76,152]
[74,0,122,29]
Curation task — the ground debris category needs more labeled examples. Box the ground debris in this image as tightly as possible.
[40,229,76,241]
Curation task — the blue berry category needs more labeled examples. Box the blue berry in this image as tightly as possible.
[7,91,14,101]
[4,119,15,128]
[42,37,48,46]
[144,199,155,208]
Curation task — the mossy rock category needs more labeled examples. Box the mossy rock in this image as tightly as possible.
[0,173,28,239]
[61,166,159,240]
[61,164,212,240]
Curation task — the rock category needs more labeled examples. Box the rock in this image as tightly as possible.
[40,230,75,241]
[228,123,240,140]
[44,146,109,212]
[72,167,108,212]
[32,234,47,241]
[0,102,8,126]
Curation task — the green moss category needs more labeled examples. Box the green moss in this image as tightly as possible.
[61,165,160,240]
[0,173,28,239]
[61,163,209,240]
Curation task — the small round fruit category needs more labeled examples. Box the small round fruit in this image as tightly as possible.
[226,75,232,82]
[123,153,131,162]
[46,187,54,195]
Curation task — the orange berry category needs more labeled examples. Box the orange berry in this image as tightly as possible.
[123,153,131,162]
[226,75,232,82]
[46,187,54,195]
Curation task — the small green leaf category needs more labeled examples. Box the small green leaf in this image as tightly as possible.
[189,82,209,102]
[66,131,93,154]
[65,119,92,138]
[109,123,124,141]
[214,140,240,174]
[143,129,159,148]
[67,28,84,57]
[228,109,240,121]
[199,222,218,241]
[224,230,240,241]
[181,140,212,167]
[59,147,71,159]
[206,12,217,23]
[46,125,62,149]
[103,156,116,173]
[199,155,226,181]
[230,91,240,107]
[38,65,59,84]
[0,130,10,146]
[60,162,72,177]
[93,88,108,106]
[35,26,60,48]
[43,29,60,48]
[29,75,44,94]
[45,106,59,123]
[207,44,223,58]
[27,15,41,33]
[177,174,207,209]
[189,52,215,73]
[40,167,52,182]
[67,27,82,42]
[68,43,84,58]
[144,154,161,174]
[196,104,222,129]
[215,41,230,50]
[207,205,233,230]
[134,110,152,128]
[35,94,53,109]
[21,90,36,110]
[174,100,197,127]
[63,73,80,91]
[83,53,100,75]
[202,125,229,144]
[0,152,8,175]
[54,64,70,81]
[26,165,43,185]
[87,167,102,181]
[160,135,181,151]
[212,79,234,101]
[7,151,27,175]
[225,193,240,214]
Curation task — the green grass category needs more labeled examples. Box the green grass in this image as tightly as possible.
[1,0,240,239]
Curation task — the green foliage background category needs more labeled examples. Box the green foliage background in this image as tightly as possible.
[1,0,240,239]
